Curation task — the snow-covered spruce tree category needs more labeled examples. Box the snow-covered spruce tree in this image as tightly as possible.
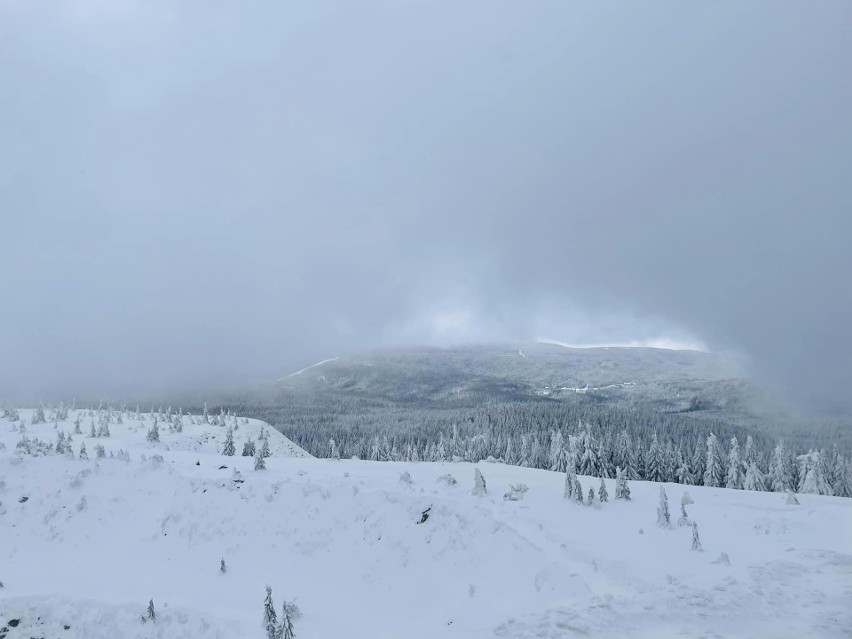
[645,432,663,483]
[243,438,256,457]
[769,441,791,492]
[703,433,724,488]
[504,435,515,465]
[79,442,88,460]
[223,427,236,456]
[329,438,340,460]
[203,402,210,424]
[835,458,852,498]
[263,586,278,638]
[675,455,693,485]
[147,599,156,622]
[573,478,584,505]
[260,436,271,459]
[95,444,105,459]
[563,465,577,500]
[146,420,160,443]
[74,417,82,435]
[279,602,295,639]
[586,487,595,506]
[254,445,267,471]
[56,431,66,455]
[519,434,530,467]
[744,462,766,492]
[89,420,97,438]
[691,521,703,551]
[32,405,46,424]
[599,477,608,503]
[678,502,690,526]
[472,468,487,496]
[725,436,743,490]
[615,467,631,500]
[549,431,564,471]
[799,451,831,495]
[682,490,693,505]
[656,486,671,528]
[220,558,227,574]
[578,430,601,477]
[786,490,800,505]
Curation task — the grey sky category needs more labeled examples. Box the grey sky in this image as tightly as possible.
[1,1,850,406]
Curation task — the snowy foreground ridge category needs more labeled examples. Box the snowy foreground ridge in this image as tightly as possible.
[1,409,851,638]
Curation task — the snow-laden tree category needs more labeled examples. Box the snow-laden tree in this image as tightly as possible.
[254,445,267,471]
[518,434,530,468]
[645,432,663,482]
[243,438,256,457]
[769,441,792,493]
[573,478,584,505]
[786,490,800,505]
[682,490,693,505]
[223,427,236,456]
[89,420,97,439]
[614,466,631,500]
[146,420,160,443]
[703,433,724,487]
[678,502,691,526]
[264,586,278,637]
[203,402,210,424]
[147,599,156,622]
[79,442,88,460]
[329,438,340,460]
[586,487,595,506]
[599,477,608,502]
[691,522,703,551]
[578,430,601,477]
[675,455,693,485]
[504,435,515,465]
[725,436,743,489]
[278,601,295,639]
[616,430,640,480]
[260,436,271,459]
[744,462,766,492]
[798,450,831,495]
[656,485,671,528]
[472,468,487,496]
[549,431,568,472]
[835,458,852,498]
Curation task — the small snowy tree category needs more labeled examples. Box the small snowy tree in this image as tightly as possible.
[263,586,277,637]
[242,438,256,457]
[329,438,340,460]
[615,467,631,500]
[220,558,227,574]
[146,420,160,443]
[573,478,584,505]
[563,466,577,500]
[598,477,608,503]
[681,491,694,505]
[95,444,106,459]
[586,487,595,506]
[79,442,88,460]
[656,485,671,528]
[254,445,266,471]
[786,490,800,505]
[260,436,271,459]
[677,502,690,526]
[691,521,703,551]
[89,420,97,438]
[222,427,236,456]
[147,599,156,622]
[203,402,210,424]
[471,468,487,496]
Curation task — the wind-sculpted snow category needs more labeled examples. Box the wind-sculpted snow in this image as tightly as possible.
[0,408,850,638]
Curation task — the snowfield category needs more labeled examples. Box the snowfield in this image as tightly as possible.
[1,408,850,638]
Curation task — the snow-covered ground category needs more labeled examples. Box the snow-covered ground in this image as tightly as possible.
[1,408,850,638]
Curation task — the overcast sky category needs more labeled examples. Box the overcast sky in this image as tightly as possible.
[1,1,850,406]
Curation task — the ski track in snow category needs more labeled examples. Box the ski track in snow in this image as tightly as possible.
[1,408,851,638]
[278,357,339,381]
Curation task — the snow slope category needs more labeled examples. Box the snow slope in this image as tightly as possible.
[1,408,850,638]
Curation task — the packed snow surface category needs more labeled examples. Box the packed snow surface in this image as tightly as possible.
[1,408,850,638]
